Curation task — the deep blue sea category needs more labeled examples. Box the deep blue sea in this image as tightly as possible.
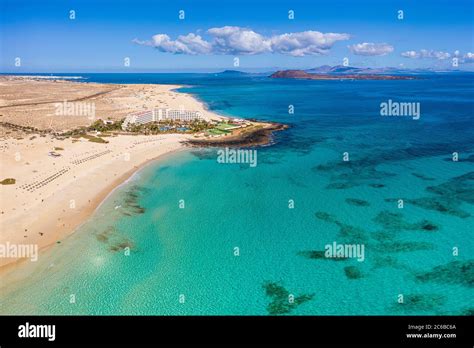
[1,73,473,315]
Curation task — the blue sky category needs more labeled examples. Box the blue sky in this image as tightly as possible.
[1,0,473,72]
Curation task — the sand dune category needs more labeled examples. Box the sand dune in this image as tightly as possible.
[0,76,223,132]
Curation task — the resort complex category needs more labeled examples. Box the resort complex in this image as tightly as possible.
[122,108,202,130]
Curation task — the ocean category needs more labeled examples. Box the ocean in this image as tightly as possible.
[1,73,473,315]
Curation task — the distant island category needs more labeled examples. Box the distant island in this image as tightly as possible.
[216,65,470,80]
[270,69,415,80]
[216,70,250,76]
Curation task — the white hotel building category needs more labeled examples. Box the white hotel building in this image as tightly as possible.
[122,108,202,130]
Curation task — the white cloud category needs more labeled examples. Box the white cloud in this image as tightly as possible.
[421,49,450,60]
[401,50,419,58]
[271,31,350,56]
[132,38,152,46]
[147,33,212,55]
[207,26,271,55]
[133,26,350,56]
[348,42,394,56]
[463,52,474,62]
[401,49,451,60]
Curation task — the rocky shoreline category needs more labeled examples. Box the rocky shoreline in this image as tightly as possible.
[186,122,289,148]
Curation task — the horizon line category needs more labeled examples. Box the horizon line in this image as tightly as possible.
[2,68,474,74]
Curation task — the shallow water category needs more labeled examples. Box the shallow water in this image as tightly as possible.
[1,73,473,315]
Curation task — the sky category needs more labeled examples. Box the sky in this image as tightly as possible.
[1,0,473,72]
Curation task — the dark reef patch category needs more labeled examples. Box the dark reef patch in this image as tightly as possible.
[315,143,471,175]
[412,172,436,181]
[313,146,474,195]
[262,281,314,315]
[372,255,405,270]
[391,294,446,312]
[315,158,396,190]
[156,165,171,172]
[95,226,115,243]
[345,198,370,207]
[314,211,369,243]
[280,134,320,156]
[385,197,470,218]
[385,171,473,218]
[297,250,348,261]
[338,223,369,243]
[95,227,135,254]
[344,266,365,279]
[458,308,474,315]
[373,211,439,232]
[109,239,134,253]
[259,150,288,165]
[314,211,338,223]
[373,241,434,253]
[189,149,216,160]
[415,260,474,288]
[426,171,474,205]
[123,185,147,215]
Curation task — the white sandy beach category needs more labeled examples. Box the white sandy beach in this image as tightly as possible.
[0,77,226,269]
[0,132,191,268]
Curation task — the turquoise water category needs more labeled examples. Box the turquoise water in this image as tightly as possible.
[1,73,473,315]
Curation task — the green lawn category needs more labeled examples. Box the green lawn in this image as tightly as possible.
[215,123,235,130]
[207,128,228,135]
[207,123,236,135]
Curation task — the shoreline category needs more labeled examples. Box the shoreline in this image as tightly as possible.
[0,144,188,275]
[0,76,288,273]
[186,121,288,147]
[0,133,190,269]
